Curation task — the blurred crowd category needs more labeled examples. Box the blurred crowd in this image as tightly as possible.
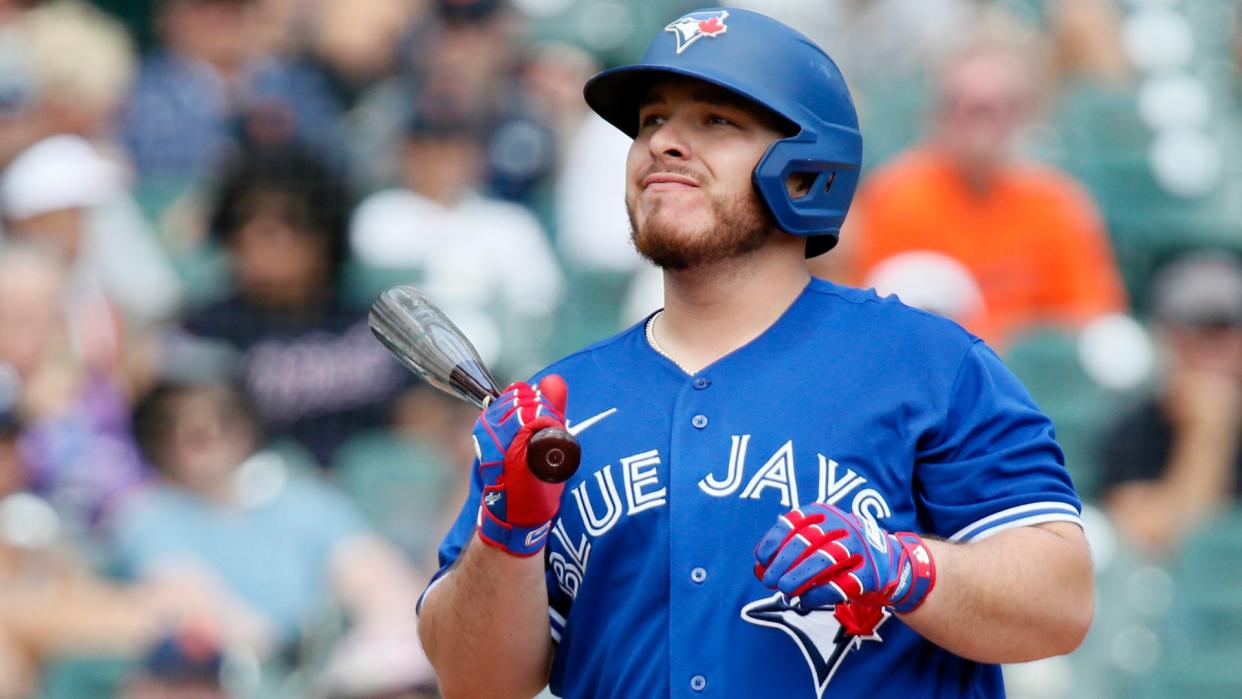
[0,0,1239,697]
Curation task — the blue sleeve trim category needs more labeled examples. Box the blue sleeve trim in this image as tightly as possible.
[948,501,1082,543]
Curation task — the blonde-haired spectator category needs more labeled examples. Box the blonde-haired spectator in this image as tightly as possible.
[3,3,184,327]
[20,0,136,138]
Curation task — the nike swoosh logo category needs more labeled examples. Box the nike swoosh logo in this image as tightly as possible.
[566,407,618,436]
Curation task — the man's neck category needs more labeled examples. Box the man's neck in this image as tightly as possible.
[652,237,810,374]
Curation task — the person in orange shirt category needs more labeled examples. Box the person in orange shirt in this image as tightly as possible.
[835,27,1126,348]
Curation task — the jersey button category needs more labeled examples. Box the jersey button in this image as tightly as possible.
[690,567,707,583]
[693,376,710,389]
[690,675,707,692]
[692,414,708,429]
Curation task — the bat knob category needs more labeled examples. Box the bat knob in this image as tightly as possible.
[527,427,581,484]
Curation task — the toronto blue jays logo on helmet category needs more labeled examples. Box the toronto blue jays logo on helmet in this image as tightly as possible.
[664,10,729,55]
[741,594,890,698]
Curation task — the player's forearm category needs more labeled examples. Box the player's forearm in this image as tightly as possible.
[900,522,1093,663]
[418,534,554,698]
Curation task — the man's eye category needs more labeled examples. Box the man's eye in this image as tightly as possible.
[639,114,666,129]
[708,115,735,126]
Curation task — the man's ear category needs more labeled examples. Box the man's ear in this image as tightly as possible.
[786,171,818,199]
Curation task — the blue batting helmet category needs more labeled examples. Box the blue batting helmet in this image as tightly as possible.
[584,7,862,256]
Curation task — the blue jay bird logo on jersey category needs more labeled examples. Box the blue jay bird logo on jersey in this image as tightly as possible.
[664,10,729,54]
[742,594,890,698]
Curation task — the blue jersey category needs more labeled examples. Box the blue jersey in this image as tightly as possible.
[424,278,1082,698]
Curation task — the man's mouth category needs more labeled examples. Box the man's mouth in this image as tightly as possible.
[643,173,700,190]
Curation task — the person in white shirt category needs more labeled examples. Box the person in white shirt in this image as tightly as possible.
[349,104,563,380]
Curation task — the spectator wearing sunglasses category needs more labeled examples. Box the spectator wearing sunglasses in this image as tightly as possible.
[1099,251,1242,555]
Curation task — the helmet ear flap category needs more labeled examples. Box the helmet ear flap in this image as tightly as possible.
[753,134,861,242]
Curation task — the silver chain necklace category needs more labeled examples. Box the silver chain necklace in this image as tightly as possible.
[645,310,692,374]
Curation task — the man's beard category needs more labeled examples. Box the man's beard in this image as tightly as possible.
[627,185,776,271]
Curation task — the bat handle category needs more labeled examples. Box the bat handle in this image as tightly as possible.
[526,427,581,483]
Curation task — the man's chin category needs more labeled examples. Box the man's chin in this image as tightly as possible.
[635,198,709,226]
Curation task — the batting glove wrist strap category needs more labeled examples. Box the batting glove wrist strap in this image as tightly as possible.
[471,377,569,557]
[477,503,553,557]
[889,531,936,613]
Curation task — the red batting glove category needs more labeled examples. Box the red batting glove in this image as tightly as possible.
[473,375,569,556]
[753,503,936,615]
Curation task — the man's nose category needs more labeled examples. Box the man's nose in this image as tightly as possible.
[647,117,690,161]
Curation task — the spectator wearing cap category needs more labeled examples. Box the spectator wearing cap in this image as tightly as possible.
[3,1,186,328]
[0,132,184,328]
[1099,251,1242,555]
[349,104,563,381]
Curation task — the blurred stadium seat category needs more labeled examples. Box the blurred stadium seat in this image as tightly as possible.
[550,268,636,355]
[1149,508,1242,693]
[332,430,456,564]
[340,260,423,310]
[40,655,135,699]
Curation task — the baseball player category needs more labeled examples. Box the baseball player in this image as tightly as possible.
[417,8,1093,698]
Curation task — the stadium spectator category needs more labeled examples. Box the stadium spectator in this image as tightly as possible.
[1045,0,1131,87]
[730,0,976,87]
[18,1,136,140]
[0,0,46,168]
[177,146,410,466]
[1100,252,1242,555]
[425,0,555,202]
[1,132,184,327]
[350,0,556,202]
[296,0,423,112]
[108,379,426,664]
[116,0,347,190]
[0,376,252,698]
[531,42,646,277]
[349,103,562,380]
[2,2,185,329]
[258,0,427,194]
[833,18,1127,348]
[0,0,136,171]
[0,247,147,538]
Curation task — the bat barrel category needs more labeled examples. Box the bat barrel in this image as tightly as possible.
[368,286,502,409]
[369,284,579,482]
